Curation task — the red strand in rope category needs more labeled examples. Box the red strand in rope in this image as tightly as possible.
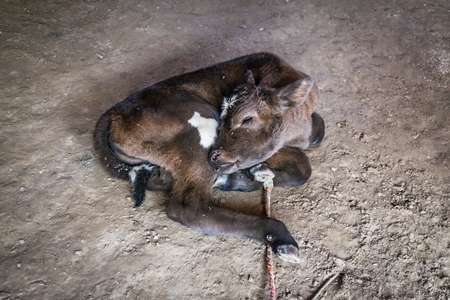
[264,180,276,300]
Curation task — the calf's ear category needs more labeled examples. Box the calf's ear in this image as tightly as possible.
[276,77,314,107]
[244,69,256,86]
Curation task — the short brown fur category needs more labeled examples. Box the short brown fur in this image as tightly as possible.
[93,53,325,261]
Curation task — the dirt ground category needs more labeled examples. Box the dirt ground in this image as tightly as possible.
[1,0,449,299]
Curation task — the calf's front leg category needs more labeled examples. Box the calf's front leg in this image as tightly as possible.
[165,190,300,263]
[214,146,312,192]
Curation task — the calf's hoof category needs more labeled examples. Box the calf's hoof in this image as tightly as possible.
[309,112,325,148]
[276,244,301,263]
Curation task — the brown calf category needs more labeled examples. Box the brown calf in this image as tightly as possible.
[93,53,324,263]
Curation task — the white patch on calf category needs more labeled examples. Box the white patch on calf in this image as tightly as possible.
[188,112,218,148]
[220,94,239,119]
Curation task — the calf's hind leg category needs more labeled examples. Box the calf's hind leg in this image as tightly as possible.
[260,147,312,187]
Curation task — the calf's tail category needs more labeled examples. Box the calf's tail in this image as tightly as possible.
[93,109,133,180]
[93,109,158,207]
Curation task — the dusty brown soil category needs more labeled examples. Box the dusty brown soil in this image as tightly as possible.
[1,1,449,299]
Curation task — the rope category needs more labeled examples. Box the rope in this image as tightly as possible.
[263,179,276,300]
[262,175,340,300]
[257,169,340,300]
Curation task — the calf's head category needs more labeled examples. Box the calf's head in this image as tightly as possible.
[209,70,315,174]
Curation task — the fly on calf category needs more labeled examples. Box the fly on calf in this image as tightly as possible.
[93,52,324,263]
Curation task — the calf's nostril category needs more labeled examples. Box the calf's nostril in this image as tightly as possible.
[211,150,220,161]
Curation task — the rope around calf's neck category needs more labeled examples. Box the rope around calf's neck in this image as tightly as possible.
[263,179,276,300]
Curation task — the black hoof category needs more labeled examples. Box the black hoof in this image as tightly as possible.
[275,244,301,263]
[309,112,325,148]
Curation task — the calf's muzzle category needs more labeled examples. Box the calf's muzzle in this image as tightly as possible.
[208,148,238,171]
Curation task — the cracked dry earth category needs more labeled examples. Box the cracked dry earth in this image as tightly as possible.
[1,0,449,299]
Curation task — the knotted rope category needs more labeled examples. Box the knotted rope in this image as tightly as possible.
[256,169,341,300]
[253,166,277,299]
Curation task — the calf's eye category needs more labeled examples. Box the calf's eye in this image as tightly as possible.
[241,116,253,125]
